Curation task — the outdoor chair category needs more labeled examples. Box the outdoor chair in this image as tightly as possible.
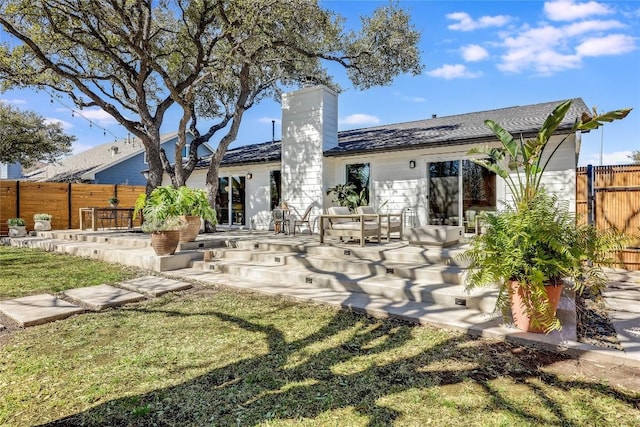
[319,206,380,247]
[97,209,117,229]
[272,208,288,234]
[356,206,403,241]
[290,204,313,235]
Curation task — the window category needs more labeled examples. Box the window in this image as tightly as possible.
[143,151,148,165]
[181,144,190,158]
[270,170,282,210]
[346,163,370,205]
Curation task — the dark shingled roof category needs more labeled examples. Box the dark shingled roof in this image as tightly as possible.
[326,98,589,156]
[198,98,589,167]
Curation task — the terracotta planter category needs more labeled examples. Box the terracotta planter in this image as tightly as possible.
[509,280,563,333]
[179,215,201,242]
[150,230,180,256]
[34,220,52,231]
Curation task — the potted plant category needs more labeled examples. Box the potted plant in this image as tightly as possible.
[134,186,188,256]
[167,186,216,242]
[7,218,27,237]
[33,213,52,231]
[326,183,368,212]
[461,100,631,333]
[108,196,119,207]
[141,216,187,256]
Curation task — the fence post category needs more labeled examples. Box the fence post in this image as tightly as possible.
[16,180,20,218]
[68,183,73,230]
[586,164,594,226]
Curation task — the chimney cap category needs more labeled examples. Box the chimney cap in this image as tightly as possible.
[432,114,437,119]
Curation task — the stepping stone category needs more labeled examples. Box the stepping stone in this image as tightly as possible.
[64,284,145,311]
[0,294,84,327]
[118,276,193,297]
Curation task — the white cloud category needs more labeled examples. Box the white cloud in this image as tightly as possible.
[339,114,380,126]
[563,19,625,36]
[576,34,637,56]
[0,98,27,105]
[44,118,73,131]
[403,96,426,103]
[544,0,613,22]
[497,18,635,74]
[579,150,634,166]
[425,64,481,79]
[447,12,510,31]
[393,92,426,103]
[461,44,489,62]
[79,108,118,126]
[258,117,281,124]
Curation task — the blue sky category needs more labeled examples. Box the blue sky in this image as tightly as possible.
[1,0,639,166]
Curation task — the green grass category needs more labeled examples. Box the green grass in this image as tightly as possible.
[0,246,144,299]
[0,247,639,426]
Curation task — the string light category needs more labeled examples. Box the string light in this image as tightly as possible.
[42,88,126,141]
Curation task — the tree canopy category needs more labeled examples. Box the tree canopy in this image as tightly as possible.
[630,150,640,164]
[0,102,74,168]
[0,0,422,201]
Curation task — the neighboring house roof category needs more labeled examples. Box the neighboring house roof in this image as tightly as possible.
[24,131,203,182]
[197,98,589,167]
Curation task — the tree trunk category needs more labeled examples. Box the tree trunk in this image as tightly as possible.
[143,132,164,195]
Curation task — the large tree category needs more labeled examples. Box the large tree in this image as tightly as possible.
[0,0,422,204]
[0,102,74,168]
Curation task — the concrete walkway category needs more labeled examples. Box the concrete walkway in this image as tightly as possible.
[0,276,192,327]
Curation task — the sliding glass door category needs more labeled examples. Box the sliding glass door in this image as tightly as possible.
[428,159,496,230]
[428,161,460,225]
[216,176,246,226]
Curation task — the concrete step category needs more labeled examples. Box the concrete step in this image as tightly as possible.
[214,239,470,266]
[6,235,204,272]
[195,258,497,312]
[34,230,228,252]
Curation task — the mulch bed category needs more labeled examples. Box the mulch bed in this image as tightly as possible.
[576,288,623,350]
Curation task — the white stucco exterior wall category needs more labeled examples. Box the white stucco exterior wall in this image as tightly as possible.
[282,86,338,230]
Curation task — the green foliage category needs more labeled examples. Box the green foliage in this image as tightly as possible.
[0,103,74,168]
[7,218,25,226]
[630,150,640,164]
[33,213,52,221]
[326,183,368,212]
[108,196,119,205]
[469,100,631,209]
[134,185,215,232]
[140,216,187,234]
[461,191,628,332]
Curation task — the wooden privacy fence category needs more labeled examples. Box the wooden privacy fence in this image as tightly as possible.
[576,164,640,271]
[0,181,145,235]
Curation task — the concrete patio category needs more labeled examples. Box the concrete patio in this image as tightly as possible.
[1,229,639,368]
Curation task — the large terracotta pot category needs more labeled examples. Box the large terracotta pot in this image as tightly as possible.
[150,230,180,256]
[509,280,563,333]
[179,215,201,242]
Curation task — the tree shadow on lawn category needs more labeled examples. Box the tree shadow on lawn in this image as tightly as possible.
[41,305,640,427]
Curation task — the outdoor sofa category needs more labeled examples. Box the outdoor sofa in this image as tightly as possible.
[319,206,381,247]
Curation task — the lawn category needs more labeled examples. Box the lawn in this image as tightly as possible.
[0,247,639,426]
[0,246,144,299]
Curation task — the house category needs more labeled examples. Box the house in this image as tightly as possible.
[0,162,22,179]
[173,86,589,232]
[23,131,213,185]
